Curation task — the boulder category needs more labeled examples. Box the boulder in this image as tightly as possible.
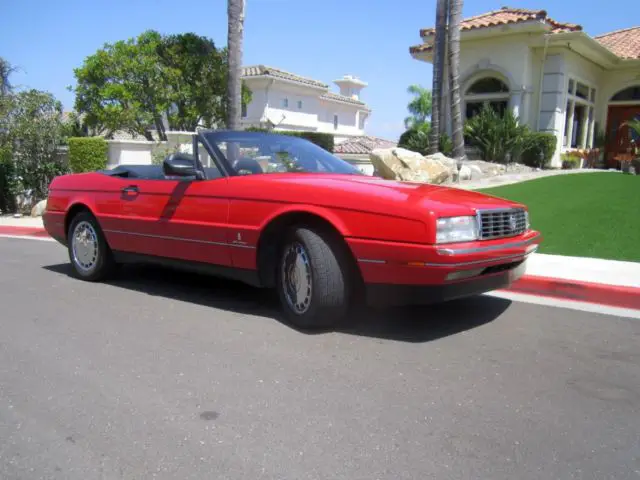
[370,148,453,184]
[31,199,47,217]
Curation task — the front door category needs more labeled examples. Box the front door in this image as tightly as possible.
[102,139,233,267]
[606,106,640,167]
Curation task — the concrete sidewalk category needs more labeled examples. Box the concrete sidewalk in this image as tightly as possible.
[1,215,639,310]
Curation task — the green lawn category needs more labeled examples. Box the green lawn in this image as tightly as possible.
[477,172,640,262]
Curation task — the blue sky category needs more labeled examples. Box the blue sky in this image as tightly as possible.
[1,0,635,140]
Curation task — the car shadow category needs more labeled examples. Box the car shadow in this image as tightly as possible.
[43,263,512,343]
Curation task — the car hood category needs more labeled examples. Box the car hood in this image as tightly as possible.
[232,173,525,219]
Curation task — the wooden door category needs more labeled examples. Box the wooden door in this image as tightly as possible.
[606,106,640,167]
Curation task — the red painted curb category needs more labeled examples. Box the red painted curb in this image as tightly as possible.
[0,225,50,237]
[1,225,638,310]
[506,275,640,310]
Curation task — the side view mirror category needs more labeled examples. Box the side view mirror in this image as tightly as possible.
[163,153,201,178]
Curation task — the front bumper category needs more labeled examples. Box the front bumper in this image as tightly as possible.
[365,257,527,307]
[347,230,540,306]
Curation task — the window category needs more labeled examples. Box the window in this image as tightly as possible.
[333,114,338,130]
[196,140,222,178]
[204,131,361,176]
[464,75,510,120]
[611,85,640,102]
[282,98,289,108]
[358,114,366,130]
[297,100,303,109]
[466,77,509,95]
[563,77,597,148]
[241,103,247,118]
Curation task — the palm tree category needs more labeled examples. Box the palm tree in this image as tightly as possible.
[447,0,465,162]
[428,0,448,154]
[404,84,432,129]
[226,0,245,130]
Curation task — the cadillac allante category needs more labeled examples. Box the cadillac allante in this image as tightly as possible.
[43,130,541,329]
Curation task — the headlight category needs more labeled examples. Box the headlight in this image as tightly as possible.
[436,216,479,243]
[524,210,530,229]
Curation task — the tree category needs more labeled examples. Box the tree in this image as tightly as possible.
[227,0,246,130]
[404,84,432,129]
[428,0,448,154]
[3,90,68,201]
[72,31,251,139]
[447,0,465,162]
[399,122,430,155]
[0,57,18,98]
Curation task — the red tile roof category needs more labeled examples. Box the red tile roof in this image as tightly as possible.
[242,65,328,89]
[594,26,640,59]
[419,7,582,36]
[333,136,397,155]
[410,7,582,54]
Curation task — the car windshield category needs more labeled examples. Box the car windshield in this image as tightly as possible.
[203,131,363,176]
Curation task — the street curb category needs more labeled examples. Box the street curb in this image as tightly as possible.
[505,275,640,311]
[2,225,639,311]
[0,225,51,238]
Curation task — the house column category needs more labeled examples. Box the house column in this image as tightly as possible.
[587,107,596,148]
[579,106,589,148]
[565,101,575,147]
[510,90,523,121]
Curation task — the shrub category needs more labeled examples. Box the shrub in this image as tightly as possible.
[463,104,530,163]
[0,146,18,213]
[245,127,334,152]
[398,123,430,155]
[561,152,581,169]
[521,132,557,169]
[68,137,108,173]
[439,132,453,157]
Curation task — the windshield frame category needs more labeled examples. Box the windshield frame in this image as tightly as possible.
[200,130,363,177]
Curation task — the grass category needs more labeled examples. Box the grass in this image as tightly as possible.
[477,172,640,262]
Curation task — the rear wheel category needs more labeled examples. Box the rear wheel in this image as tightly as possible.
[276,226,352,330]
[67,211,117,281]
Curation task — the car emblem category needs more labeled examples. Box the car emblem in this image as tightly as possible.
[508,214,517,231]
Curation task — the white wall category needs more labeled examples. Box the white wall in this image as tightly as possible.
[107,140,153,167]
[240,77,367,137]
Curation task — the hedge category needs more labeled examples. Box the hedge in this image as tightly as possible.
[0,146,17,213]
[521,132,557,169]
[68,137,109,173]
[245,127,334,153]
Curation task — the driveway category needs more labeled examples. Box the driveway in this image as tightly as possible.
[1,238,639,479]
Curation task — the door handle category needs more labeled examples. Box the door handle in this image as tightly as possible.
[121,185,139,196]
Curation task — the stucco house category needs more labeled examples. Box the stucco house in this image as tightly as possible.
[240,65,372,142]
[410,7,640,168]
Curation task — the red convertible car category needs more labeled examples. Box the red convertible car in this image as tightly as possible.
[43,130,541,329]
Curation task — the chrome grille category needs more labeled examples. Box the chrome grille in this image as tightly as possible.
[477,208,527,240]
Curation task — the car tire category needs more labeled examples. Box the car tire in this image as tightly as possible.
[276,226,352,330]
[67,210,117,282]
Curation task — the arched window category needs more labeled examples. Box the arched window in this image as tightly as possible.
[464,76,510,119]
[611,86,640,102]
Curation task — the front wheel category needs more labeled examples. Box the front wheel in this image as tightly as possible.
[276,226,352,330]
[67,211,117,282]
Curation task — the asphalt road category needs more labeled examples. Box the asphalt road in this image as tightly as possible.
[1,238,639,480]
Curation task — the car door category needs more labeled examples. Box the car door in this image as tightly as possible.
[102,138,233,268]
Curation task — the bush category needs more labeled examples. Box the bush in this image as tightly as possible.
[439,132,453,157]
[464,104,530,163]
[68,137,108,173]
[398,123,430,155]
[521,132,557,169]
[246,127,334,152]
[561,152,581,170]
[0,146,18,213]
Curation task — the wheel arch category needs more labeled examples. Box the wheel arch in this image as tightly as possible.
[256,209,362,289]
[64,203,95,240]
